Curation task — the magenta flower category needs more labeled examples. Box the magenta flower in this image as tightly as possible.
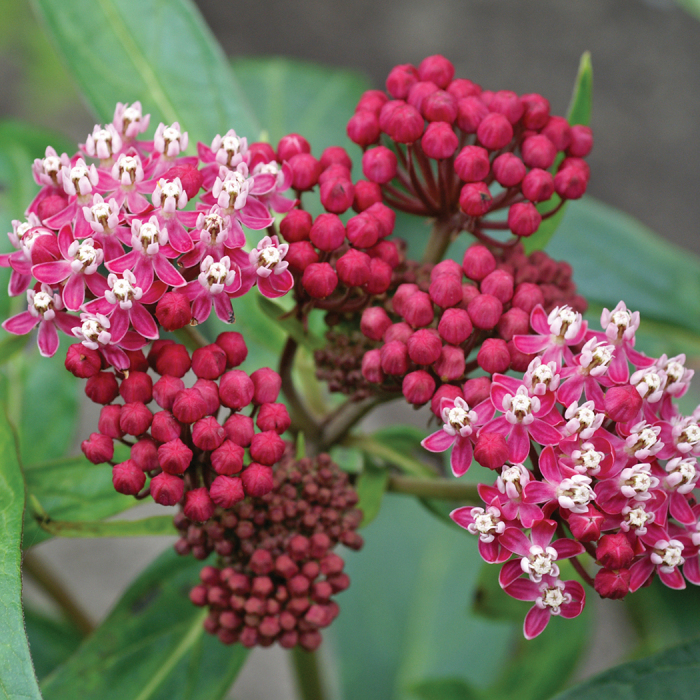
[557,338,614,409]
[2,284,77,357]
[504,575,585,639]
[71,311,145,371]
[478,464,544,528]
[32,225,107,311]
[630,537,686,592]
[83,123,122,166]
[179,206,246,269]
[151,176,198,253]
[112,102,150,143]
[146,122,197,178]
[657,415,700,460]
[595,462,661,514]
[82,194,131,260]
[252,160,296,213]
[197,129,249,188]
[558,436,616,480]
[249,235,294,299]
[513,304,587,365]
[106,152,153,213]
[107,217,186,290]
[561,400,605,441]
[184,255,241,324]
[0,216,55,296]
[450,499,512,563]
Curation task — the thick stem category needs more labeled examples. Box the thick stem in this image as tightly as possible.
[23,552,95,635]
[319,394,396,452]
[570,556,595,587]
[387,475,480,502]
[422,219,455,265]
[291,647,326,700]
[173,324,209,351]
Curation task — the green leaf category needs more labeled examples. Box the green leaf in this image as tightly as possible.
[674,0,700,21]
[548,197,700,336]
[524,51,593,253]
[355,459,388,526]
[472,556,529,623]
[30,0,259,142]
[41,548,249,700]
[24,607,83,681]
[257,296,325,351]
[0,409,43,699]
[550,636,700,700]
[411,678,479,700]
[22,453,136,548]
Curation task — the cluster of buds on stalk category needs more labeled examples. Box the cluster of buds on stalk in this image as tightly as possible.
[1,102,301,364]
[185,452,363,650]
[348,55,592,249]
[425,301,700,638]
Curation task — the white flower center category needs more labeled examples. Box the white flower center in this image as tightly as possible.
[672,459,697,485]
[258,246,281,268]
[660,545,684,569]
[112,278,136,302]
[502,466,522,484]
[541,586,566,610]
[628,472,652,493]
[204,213,225,235]
[208,262,229,285]
[579,449,603,472]
[474,513,498,536]
[626,507,650,529]
[222,135,241,156]
[530,552,555,577]
[681,424,700,445]
[22,229,45,250]
[43,155,61,179]
[160,181,182,198]
[558,477,594,506]
[611,309,631,331]
[76,242,97,267]
[511,394,532,416]
[70,163,89,187]
[533,365,553,384]
[666,361,685,384]
[33,291,53,315]
[140,222,160,247]
[122,106,141,125]
[223,173,246,207]
[591,345,613,367]
[81,318,105,342]
[163,125,181,143]
[257,162,279,175]
[577,407,596,428]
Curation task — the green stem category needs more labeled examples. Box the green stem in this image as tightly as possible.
[344,435,438,478]
[280,337,321,447]
[387,475,480,502]
[319,394,395,452]
[291,647,325,700]
[422,219,456,265]
[23,551,95,635]
[173,324,209,350]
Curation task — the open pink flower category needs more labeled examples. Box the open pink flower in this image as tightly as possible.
[451,499,512,563]
[83,123,122,166]
[82,194,131,260]
[112,102,150,143]
[557,338,613,408]
[513,304,587,365]
[252,160,296,213]
[504,575,585,639]
[184,255,242,324]
[630,537,686,592]
[249,235,294,299]
[197,129,249,187]
[595,462,661,514]
[106,152,153,213]
[478,464,544,528]
[151,176,198,253]
[146,122,196,178]
[71,311,145,370]
[2,284,77,357]
[0,216,56,296]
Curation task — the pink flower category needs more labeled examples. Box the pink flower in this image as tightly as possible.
[249,235,294,299]
[478,464,544,528]
[184,255,241,324]
[0,216,54,296]
[107,152,153,213]
[450,499,511,563]
[562,400,605,440]
[81,194,131,260]
[32,146,71,189]
[557,338,613,408]
[630,537,686,592]
[513,304,587,365]
[112,102,150,142]
[179,206,246,269]
[83,124,122,165]
[151,176,197,253]
[252,160,296,213]
[71,311,145,370]
[2,284,77,357]
[595,462,661,514]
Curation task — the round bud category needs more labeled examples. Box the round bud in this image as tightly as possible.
[508,202,542,237]
[256,403,291,434]
[347,111,380,146]
[594,568,631,600]
[362,146,398,184]
[310,213,345,252]
[192,416,226,451]
[605,385,643,423]
[463,376,491,405]
[541,116,572,151]
[597,533,635,570]
[448,78,481,99]
[521,169,555,202]
[119,402,153,436]
[155,292,192,330]
[512,282,545,314]
[219,370,255,410]
[150,472,184,506]
[521,93,551,130]
[429,273,463,308]
[407,328,443,365]
[567,505,604,543]
[99,404,123,438]
[402,370,436,405]
[567,125,593,157]
[172,388,208,423]
[215,331,248,367]
[477,113,513,150]
[161,164,203,199]
[380,341,408,376]
[392,283,419,316]
[480,269,514,303]
[211,440,245,475]
[456,96,489,133]
[422,90,458,123]
[321,146,352,170]
[346,213,380,249]
[521,134,557,169]
[477,338,511,374]
[250,431,286,466]
[286,241,319,272]
[508,339,534,372]
[407,81,438,111]
[279,209,312,242]
[489,90,524,124]
[497,307,530,341]
[192,344,227,379]
[431,259,463,281]
[356,89,389,115]
[421,121,458,159]
[361,349,383,384]
[184,487,215,522]
[210,475,245,508]
[353,180,383,211]
[386,64,419,98]
[112,460,145,495]
[492,153,526,187]
[454,145,490,182]
[120,371,153,404]
[302,263,338,299]
[430,384,463,418]
[467,294,503,330]
[65,343,101,378]
[249,367,282,405]
[364,258,393,295]
[402,291,434,328]
[360,307,392,341]
[224,414,255,446]
[241,463,274,497]
[130,438,159,471]
[155,343,191,378]
[194,378,220,415]
[385,322,413,344]
[438,308,473,345]
[82,432,114,464]
[418,54,454,88]
[277,133,311,162]
[434,345,465,381]
[474,432,509,469]
[384,103,424,143]
[459,182,492,216]
[288,153,322,191]
[319,178,354,214]
[554,166,588,200]
[85,372,119,404]
[462,245,496,281]
[158,438,193,475]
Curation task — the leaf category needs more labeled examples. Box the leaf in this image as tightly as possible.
[0,334,29,365]
[355,459,388,527]
[411,678,479,700]
[41,548,249,700]
[257,296,325,351]
[24,607,83,681]
[547,197,700,336]
[524,51,593,253]
[30,0,259,142]
[347,435,437,478]
[472,556,529,623]
[550,636,700,700]
[0,408,43,699]
[674,0,700,20]
[22,453,136,549]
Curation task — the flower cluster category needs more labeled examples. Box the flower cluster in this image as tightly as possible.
[72,333,290,519]
[1,102,299,365]
[426,301,700,638]
[184,452,363,650]
[348,55,592,243]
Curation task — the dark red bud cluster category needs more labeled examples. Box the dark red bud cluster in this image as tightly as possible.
[70,332,289,521]
[182,452,363,650]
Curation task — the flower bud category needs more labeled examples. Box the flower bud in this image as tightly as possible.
[482,270,515,303]
[150,412,183,452]
[462,245,496,281]
[456,96,489,133]
[250,431,285,465]
[302,263,338,299]
[211,440,245,475]
[597,533,635,570]
[365,202,396,239]
[507,339,533,372]
[346,213,380,249]
[434,345,465,381]
[454,145,490,182]
[378,100,403,132]
[309,213,345,252]
[277,133,311,162]
[279,209,312,242]
[362,146,398,184]
[112,460,145,495]
[521,169,555,202]
[82,432,114,464]
[320,146,352,172]
[521,134,557,169]
[554,166,588,200]
[463,376,491,405]
[158,438,193,475]
[242,463,275,497]
[392,283,419,316]
[155,343,191,378]
[210,475,245,508]
[191,344,227,380]
[497,307,530,341]
[172,387,208,423]
[219,370,255,410]
[347,110,380,146]
[184,487,215,522]
[418,54,454,88]
[362,257,393,296]
[385,322,413,344]
[489,90,524,124]
[357,89,389,115]
[384,103,425,143]
[65,343,101,378]
[192,416,226,451]
[361,349,384,384]
[567,125,593,157]
[319,165,350,187]
[605,385,643,423]
[448,78,481,99]
[408,81,439,113]
[512,282,545,314]
[85,371,119,404]
[566,505,604,543]
[247,368,281,406]
[459,182,492,216]
[120,371,153,404]
[248,141,276,167]
[477,338,511,375]
[161,164,203,199]
[421,121,458,159]
[407,329,443,365]
[224,414,255,446]
[474,432,509,469]
[422,90,458,123]
[429,273,463,308]
[521,93,550,130]
[99,404,123,438]
[257,403,291,434]
[286,241,319,272]
[438,307,472,345]
[319,178,354,214]
[402,291,434,328]
[130,438,159,471]
[508,202,542,237]
[431,259,462,281]
[215,331,248,368]
[360,307,392,341]
[353,180,383,211]
[431,384,463,418]
[594,568,631,600]
[468,294,503,330]
[477,113,513,150]
[492,153,526,187]
[541,116,572,151]
[288,153,322,191]
[380,341,408,375]
[119,402,153,436]
[386,64,419,98]
[150,472,184,506]
[402,370,436,405]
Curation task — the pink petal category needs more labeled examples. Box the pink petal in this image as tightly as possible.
[107,250,139,274]
[528,419,561,446]
[508,424,530,463]
[669,492,696,526]
[608,350,629,384]
[100,345,130,370]
[530,305,550,335]
[191,294,212,324]
[450,437,473,477]
[120,331,148,351]
[85,272,109,297]
[8,271,32,297]
[519,503,544,528]
[531,519,557,548]
[109,307,130,343]
[627,346,654,368]
[513,334,550,354]
[523,605,550,639]
[478,539,505,564]
[57,223,75,257]
[483,415,511,437]
[499,559,524,588]
[37,320,59,357]
[133,257,155,291]
[153,254,186,287]
[102,235,125,261]
[538,445,561,483]
[165,219,194,254]
[499,527,532,557]
[45,202,77,230]
[421,429,455,453]
[683,556,700,586]
[32,260,72,285]
[557,375,584,407]
[249,173,277,195]
[213,293,234,323]
[504,577,540,601]
[130,303,159,339]
[140,280,168,304]
[629,556,656,593]
[62,274,86,311]
[659,567,686,590]
[450,506,475,530]
[551,538,585,559]
[523,481,556,504]
[3,311,39,335]
[53,311,80,335]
